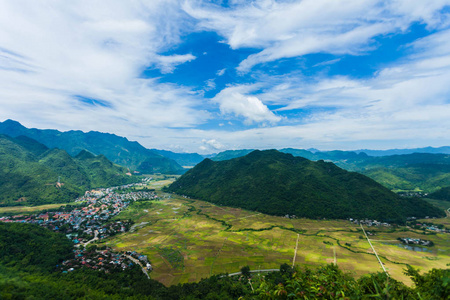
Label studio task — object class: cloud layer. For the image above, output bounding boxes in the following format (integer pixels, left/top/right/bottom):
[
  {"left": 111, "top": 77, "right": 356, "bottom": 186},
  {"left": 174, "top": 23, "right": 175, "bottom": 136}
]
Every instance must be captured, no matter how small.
[
  {"left": 185, "top": 0, "right": 450, "bottom": 72},
  {"left": 0, "top": 0, "right": 450, "bottom": 153}
]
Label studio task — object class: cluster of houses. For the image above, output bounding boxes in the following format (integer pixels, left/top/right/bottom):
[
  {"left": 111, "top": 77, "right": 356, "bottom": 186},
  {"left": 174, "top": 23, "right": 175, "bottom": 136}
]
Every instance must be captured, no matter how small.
[
  {"left": 60, "top": 248, "right": 134, "bottom": 273},
  {"left": 349, "top": 218, "right": 391, "bottom": 227},
  {"left": 283, "top": 214, "right": 297, "bottom": 219},
  {"left": 412, "top": 222, "right": 449, "bottom": 233},
  {"left": 397, "top": 191, "right": 428, "bottom": 198},
  {"left": 1, "top": 182, "right": 158, "bottom": 275},
  {"left": 0, "top": 187, "right": 157, "bottom": 244},
  {"left": 126, "top": 251, "right": 153, "bottom": 271},
  {"left": 397, "top": 237, "right": 434, "bottom": 247},
  {"left": 59, "top": 247, "right": 151, "bottom": 273}
]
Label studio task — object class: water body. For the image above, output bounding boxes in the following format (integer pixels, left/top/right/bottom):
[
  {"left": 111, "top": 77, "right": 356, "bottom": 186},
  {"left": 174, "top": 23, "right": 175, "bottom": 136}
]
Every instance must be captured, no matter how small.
[{"left": 382, "top": 242, "right": 432, "bottom": 253}]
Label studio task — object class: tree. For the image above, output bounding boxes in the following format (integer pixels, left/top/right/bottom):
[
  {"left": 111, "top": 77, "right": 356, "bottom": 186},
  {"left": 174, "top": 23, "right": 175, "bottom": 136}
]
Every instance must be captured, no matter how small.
[{"left": 240, "top": 265, "right": 250, "bottom": 278}]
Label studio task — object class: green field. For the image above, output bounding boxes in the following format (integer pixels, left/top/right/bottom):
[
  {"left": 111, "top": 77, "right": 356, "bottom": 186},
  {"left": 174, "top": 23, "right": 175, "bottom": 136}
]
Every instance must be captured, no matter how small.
[
  {"left": 0, "top": 202, "right": 78, "bottom": 215},
  {"left": 102, "top": 180, "right": 450, "bottom": 287}
]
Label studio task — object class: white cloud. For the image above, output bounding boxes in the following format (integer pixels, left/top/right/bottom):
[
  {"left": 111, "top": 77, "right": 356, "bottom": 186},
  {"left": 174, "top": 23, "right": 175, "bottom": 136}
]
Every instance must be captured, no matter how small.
[
  {"left": 155, "top": 53, "right": 196, "bottom": 73},
  {"left": 184, "top": 0, "right": 450, "bottom": 72},
  {"left": 186, "top": 25, "right": 450, "bottom": 152},
  {"left": 213, "top": 85, "right": 281, "bottom": 125},
  {"left": 0, "top": 0, "right": 208, "bottom": 134},
  {"left": 204, "top": 78, "right": 216, "bottom": 90},
  {"left": 216, "top": 68, "right": 226, "bottom": 76},
  {"left": 1, "top": 0, "right": 450, "bottom": 154},
  {"left": 202, "top": 138, "right": 224, "bottom": 150}
]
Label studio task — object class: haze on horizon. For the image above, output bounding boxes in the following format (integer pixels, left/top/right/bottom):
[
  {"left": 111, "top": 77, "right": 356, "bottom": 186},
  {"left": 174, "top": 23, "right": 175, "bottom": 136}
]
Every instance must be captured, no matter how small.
[{"left": 1, "top": 0, "right": 450, "bottom": 154}]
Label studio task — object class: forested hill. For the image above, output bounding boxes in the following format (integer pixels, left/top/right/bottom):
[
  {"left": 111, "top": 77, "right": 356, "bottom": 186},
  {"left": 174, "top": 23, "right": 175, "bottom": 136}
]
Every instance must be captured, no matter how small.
[
  {"left": 211, "top": 149, "right": 450, "bottom": 193},
  {"left": 429, "top": 186, "right": 450, "bottom": 201},
  {"left": 0, "top": 119, "right": 185, "bottom": 174},
  {"left": 0, "top": 135, "right": 138, "bottom": 206},
  {"left": 168, "top": 150, "right": 444, "bottom": 222}
]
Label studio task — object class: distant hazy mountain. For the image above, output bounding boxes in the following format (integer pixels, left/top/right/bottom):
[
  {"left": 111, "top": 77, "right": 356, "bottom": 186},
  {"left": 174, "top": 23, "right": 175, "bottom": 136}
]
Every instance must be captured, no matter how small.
[
  {"left": 0, "top": 119, "right": 184, "bottom": 174},
  {"left": 212, "top": 148, "right": 370, "bottom": 162},
  {"left": 168, "top": 150, "right": 444, "bottom": 222},
  {"left": 354, "top": 146, "right": 450, "bottom": 156},
  {"left": 0, "top": 134, "right": 138, "bottom": 206},
  {"left": 211, "top": 149, "right": 255, "bottom": 161},
  {"left": 151, "top": 149, "right": 205, "bottom": 167}
]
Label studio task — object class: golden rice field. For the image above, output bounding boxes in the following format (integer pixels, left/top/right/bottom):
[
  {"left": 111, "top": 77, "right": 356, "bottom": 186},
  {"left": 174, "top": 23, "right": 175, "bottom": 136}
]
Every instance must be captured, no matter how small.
[{"left": 101, "top": 180, "right": 450, "bottom": 287}]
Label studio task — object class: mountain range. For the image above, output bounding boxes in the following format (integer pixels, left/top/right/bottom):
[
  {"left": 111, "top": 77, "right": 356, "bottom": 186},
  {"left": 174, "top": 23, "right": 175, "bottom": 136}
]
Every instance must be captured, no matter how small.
[
  {"left": 0, "top": 120, "right": 192, "bottom": 174},
  {"left": 168, "top": 150, "right": 444, "bottom": 222},
  {"left": 1, "top": 120, "right": 450, "bottom": 194},
  {"left": 0, "top": 134, "right": 137, "bottom": 206}
]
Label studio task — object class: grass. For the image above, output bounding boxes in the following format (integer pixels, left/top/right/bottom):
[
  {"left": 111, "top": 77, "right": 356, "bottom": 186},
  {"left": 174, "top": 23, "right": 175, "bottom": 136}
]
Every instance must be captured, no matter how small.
[
  {"left": 418, "top": 198, "right": 450, "bottom": 226},
  {"left": 100, "top": 178, "right": 450, "bottom": 287},
  {"left": 422, "top": 198, "right": 450, "bottom": 212},
  {"left": 0, "top": 202, "right": 78, "bottom": 215}
]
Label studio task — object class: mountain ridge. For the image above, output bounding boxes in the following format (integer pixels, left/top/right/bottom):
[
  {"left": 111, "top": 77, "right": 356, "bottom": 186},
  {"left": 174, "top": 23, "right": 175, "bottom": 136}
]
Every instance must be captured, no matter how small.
[
  {"left": 0, "top": 119, "right": 185, "bottom": 174},
  {"left": 0, "top": 134, "right": 138, "bottom": 206},
  {"left": 168, "top": 150, "right": 444, "bottom": 222}
]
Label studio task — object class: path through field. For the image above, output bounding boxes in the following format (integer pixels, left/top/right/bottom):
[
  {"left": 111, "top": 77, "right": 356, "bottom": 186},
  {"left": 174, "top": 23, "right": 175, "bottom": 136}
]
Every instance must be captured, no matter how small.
[
  {"left": 292, "top": 233, "right": 299, "bottom": 267},
  {"left": 360, "top": 224, "right": 389, "bottom": 276}
]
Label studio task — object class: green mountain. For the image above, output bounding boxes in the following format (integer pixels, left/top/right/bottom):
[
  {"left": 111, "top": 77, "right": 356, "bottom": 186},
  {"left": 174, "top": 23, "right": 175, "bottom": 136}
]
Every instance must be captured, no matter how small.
[
  {"left": 168, "top": 150, "right": 444, "bottom": 222},
  {"left": 0, "top": 135, "right": 138, "bottom": 206},
  {"left": 0, "top": 119, "right": 184, "bottom": 174},
  {"left": 428, "top": 186, "right": 450, "bottom": 201},
  {"left": 347, "top": 153, "right": 450, "bottom": 192},
  {"left": 212, "top": 149, "right": 450, "bottom": 193}
]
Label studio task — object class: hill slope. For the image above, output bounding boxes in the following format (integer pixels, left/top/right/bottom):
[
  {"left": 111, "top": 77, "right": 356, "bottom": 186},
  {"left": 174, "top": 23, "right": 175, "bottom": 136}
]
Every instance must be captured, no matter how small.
[
  {"left": 212, "top": 149, "right": 450, "bottom": 193},
  {"left": 168, "top": 150, "right": 444, "bottom": 222},
  {"left": 0, "top": 135, "right": 137, "bottom": 206},
  {"left": 0, "top": 119, "right": 184, "bottom": 174},
  {"left": 428, "top": 186, "right": 450, "bottom": 201}
]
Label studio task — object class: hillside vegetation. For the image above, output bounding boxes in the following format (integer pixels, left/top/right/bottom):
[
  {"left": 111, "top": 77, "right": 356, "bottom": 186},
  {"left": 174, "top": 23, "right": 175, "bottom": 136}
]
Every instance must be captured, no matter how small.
[
  {"left": 168, "top": 150, "right": 444, "bottom": 222},
  {"left": 212, "top": 149, "right": 450, "bottom": 193},
  {"left": 429, "top": 186, "right": 450, "bottom": 201},
  {"left": 0, "top": 119, "right": 185, "bottom": 174},
  {"left": 0, "top": 135, "right": 138, "bottom": 206}
]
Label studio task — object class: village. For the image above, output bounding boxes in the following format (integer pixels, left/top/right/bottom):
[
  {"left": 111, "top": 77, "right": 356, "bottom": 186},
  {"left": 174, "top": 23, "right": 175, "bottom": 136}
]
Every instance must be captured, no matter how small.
[
  {"left": 397, "top": 237, "right": 434, "bottom": 247},
  {"left": 0, "top": 181, "right": 156, "bottom": 274},
  {"left": 349, "top": 218, "right": 392, "bottom": 227}
]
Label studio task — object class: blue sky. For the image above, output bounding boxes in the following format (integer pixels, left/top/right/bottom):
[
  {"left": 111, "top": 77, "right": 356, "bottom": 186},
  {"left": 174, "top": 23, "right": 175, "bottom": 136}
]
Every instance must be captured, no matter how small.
[{"left": 1, "top": 1, "right": 450, "bottom": 153}]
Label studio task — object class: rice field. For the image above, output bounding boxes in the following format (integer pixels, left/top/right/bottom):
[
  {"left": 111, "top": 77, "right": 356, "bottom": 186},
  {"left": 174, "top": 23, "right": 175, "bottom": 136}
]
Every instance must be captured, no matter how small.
[
  {"left": 0, "top": 202, "right": 77, "bottom": 215},
  {"left": 101, "top": 180, "right": 450, "bottom": 286}
]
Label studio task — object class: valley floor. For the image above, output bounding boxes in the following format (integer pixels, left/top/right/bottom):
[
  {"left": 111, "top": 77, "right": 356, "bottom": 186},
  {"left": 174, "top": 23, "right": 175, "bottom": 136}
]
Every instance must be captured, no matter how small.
[{"left": 102, "top": 180, "right": 450, "bottom": 286}]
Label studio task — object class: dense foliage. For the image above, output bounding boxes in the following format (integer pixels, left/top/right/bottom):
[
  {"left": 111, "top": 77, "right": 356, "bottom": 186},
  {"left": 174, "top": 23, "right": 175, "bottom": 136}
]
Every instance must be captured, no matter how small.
[
  {"left": 0, "top": 222, "right": 73, "bottom": 272},
  {"left": 168, "top": 150, "right": 444, "bottom": 222},
  {"left": 429, "top": 186, "right": 450, "bottom": 201},
  {"left": 0, "top": 119, "right": 185, "bottom": 174},
  {"left": 0, "top": 135, "right": 138, "bottom": 205}
]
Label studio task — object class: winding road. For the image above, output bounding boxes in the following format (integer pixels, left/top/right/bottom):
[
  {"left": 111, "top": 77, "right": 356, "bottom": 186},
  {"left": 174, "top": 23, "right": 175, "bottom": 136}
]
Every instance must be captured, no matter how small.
[{"left": 125, "top": 254, "right": 150, "bottom": 279}]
